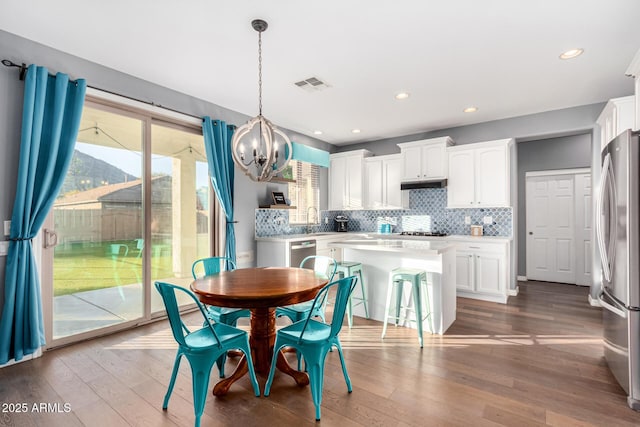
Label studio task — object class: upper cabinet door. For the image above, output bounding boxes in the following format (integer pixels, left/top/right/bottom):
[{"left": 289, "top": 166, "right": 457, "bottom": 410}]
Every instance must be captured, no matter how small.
[
  {"left": 364, "top": 154, "right": 407, "bottom": 210},
  {"left": 447, "top": 139, "right": 512, "bottom": 208},
  {"left": 346, "top": 155, "right": 364, "bottom": 209},
  {"left": 475, "top": 145, "right": 508, "bottom": 207},
  {"left": 398, "top": 137, "right": 454, "bottom": 182},
  {"left": 329, "top": 156, "right": 346, "bottom": 210},
  {"left": 422, "top": 143, "right": 447, "bottom": 179},
  {"left": 401, "top": 145, "right": 423, "bottom": 181},
  {"left": 447, "top": 150, "right": 475, "bottom": 207},
  {"left": 384, "top": 155, "right": 405, "bottom": 208},
  {"left": 364, "top": 158, "right": 384, "bottom": 209},
  {"left": 329, "top": 150, "right": 372, "bottom": 210}
]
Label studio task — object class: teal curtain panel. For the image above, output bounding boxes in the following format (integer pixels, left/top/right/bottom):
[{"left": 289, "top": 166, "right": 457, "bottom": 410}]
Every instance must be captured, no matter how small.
[
  {"left": 0, "top": 65, "right": 86, "bottom": 363},
  {"left": 202, "top": 117, "right": 237, "bottom": 263}
]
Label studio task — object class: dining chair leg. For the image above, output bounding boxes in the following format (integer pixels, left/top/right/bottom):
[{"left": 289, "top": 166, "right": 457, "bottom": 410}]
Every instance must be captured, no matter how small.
[
  {"left": 186, "top": 353, "right": 216, "bottom": 427},
  {"left": 238, "top": 340, "right": 261, "bottom": 397},
  {"left": 163, "top": 350, "right": 184, "bottom": 410},
  {"left": 263, "top": 343, "right": 282, "bottom": 396},
  {"left": 306, "top": 360, "right": 326, "bottom": 421},
  {"left": 334, "top": 342, "right": 353, "bottom": 392}
]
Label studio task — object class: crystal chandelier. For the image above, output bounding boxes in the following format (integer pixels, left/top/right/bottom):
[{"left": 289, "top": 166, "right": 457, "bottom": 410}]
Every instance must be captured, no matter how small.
[{"left": 231, "top": 19, "right": 292, "bottom": 182}]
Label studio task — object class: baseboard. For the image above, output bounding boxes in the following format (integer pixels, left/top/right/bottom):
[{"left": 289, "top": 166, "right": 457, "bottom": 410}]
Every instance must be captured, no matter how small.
[
  {"left": 456, "top": 291, "right": 508, "bottom": 304},
  {"left": 508, "top": 286, "right": 519, "bottom": 297},
  {"left": 0, "top": 348, "right": 42, "bottom": 369},
  {"left": 588, "top": 294, "right": 601, "bottom": 307},
  {"left": 517, "top": 275, "right": 528, "bottom": 281}
]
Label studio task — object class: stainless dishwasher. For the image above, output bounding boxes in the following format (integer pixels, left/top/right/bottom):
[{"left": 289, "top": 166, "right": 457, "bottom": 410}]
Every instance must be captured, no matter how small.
[{"left": 289, "top": 239, "right": 316, "bottom": 268}]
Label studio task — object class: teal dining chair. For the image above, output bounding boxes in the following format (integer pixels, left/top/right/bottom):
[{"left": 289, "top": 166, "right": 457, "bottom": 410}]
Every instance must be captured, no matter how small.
[
  {"left": 192, "top": 257, "right": 251, "bottom": 377},
  {"left": 276, "top": 255, "right": 338, "bottom": 370},
  {"left": 264, "top": 275, "right": 357, "bottom": 421},
  {"left": 155, "top": 281, "right": 260, "bottom": 427},
  {"left": 276, "top": 255, "right": 337, "bottom": 324}
]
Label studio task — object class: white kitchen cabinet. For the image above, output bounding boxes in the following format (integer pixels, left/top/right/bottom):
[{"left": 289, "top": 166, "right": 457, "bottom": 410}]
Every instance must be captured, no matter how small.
[
  {"left": 397, "top": 137, "right": 454, "bottom": 182},
  {"left": 596, "top": 96, "right": 635, "bottom": 150},
  {"left": 447, "top": 139, "right": 513, "bottom": 208},
  {"left": 329, "top": 150, "right": 372, "bottom": 210},
  {"left": 364, "top": 154, "right": 408, "bottom": 210},
  {"left": 454, "top": 241, "right": 508, "bottom": 303},
  {"left": 316, "top": 237, "right": 344, "bottom": 262}
]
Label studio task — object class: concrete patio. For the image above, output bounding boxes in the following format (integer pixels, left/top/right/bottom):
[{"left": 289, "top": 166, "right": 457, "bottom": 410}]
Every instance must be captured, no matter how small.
[{"left": 53, "top": 277, "right": 192, "bottom": 338}]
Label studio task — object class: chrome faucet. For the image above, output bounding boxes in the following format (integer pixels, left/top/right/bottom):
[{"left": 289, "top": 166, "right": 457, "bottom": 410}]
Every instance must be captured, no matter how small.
[{"left": 306, "top": 206, "right": 318, "bottom": 234}]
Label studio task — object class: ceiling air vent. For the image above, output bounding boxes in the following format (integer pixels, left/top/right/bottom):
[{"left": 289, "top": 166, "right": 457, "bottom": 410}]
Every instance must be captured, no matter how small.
[{"left": 294, "top": 76, "right": 330, "bottom": 92}]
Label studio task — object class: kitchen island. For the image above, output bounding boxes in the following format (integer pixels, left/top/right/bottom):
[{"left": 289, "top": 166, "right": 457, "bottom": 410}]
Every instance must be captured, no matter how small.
[{"left": 329, "top": 238, "right": 456, "bottom": 334}]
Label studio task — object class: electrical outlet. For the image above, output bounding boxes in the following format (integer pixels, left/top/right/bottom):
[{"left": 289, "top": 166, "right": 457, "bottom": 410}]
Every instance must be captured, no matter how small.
[
  {"left": 3, "top": 220, "right": 10, "bottom": 236},
  {"left": 483, "top": 216, "right": 493, "bottom": 225},
  {"left": 464, "top": 216, "right": 471, "bottom": 225},
  {"left": 324, "top": 217, "right": 329, "bottom": 224}
]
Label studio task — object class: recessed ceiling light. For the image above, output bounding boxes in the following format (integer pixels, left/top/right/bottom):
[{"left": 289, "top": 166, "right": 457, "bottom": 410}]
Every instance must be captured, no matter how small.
[
  {"left": 395, "top": 92, "right": 410, "bottom": 100},
  {"left": 351, "top": 129, "right": 361, "bottom": 134},
  {"left": 559, "top": 48, "right": 584, "bottom": 60},
  {"left": 463, "top": 106, "right": 478, "bottom": 113},
  {"left": 313, "top": 130, "right": 323, "bottom": 135}
]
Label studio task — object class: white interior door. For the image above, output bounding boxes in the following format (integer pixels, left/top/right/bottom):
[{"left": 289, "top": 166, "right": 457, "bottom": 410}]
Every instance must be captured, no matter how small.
[
  {"left": 526, "top": 174, "right": 576, "bottom": 283},
  {"left": 575, "top": 173, "right": 593, "bottom": 286}
]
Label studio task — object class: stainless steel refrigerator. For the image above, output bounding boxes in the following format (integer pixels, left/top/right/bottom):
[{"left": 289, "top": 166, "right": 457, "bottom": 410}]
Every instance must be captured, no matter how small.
[{"left": 597, "top": 129, "right": 640, "bottom": 410}]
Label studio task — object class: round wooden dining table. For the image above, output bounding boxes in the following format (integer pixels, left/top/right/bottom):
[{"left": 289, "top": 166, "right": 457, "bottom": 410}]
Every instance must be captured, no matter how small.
[{"left": 190, "top": 266, "right": 329, "bottom": 396}]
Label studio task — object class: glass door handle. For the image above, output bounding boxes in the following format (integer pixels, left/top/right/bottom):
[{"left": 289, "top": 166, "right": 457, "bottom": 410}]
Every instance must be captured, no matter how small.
[{"left": 43, "top": 228, "right": 58, "bottom": 249}]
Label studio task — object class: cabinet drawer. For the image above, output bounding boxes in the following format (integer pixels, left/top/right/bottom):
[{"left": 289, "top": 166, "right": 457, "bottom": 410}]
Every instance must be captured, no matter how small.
[{"left": 456, "top": 242, "right": 505, "bottom": 253}]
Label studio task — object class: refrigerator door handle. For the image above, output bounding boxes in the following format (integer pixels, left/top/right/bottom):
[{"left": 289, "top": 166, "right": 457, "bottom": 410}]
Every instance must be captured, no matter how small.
[
  {"left": 599, "top": 289, "right": 628, "bottom": 318},
  {"left": 596, "top": 153, "right": 612, "bottom": 282}
]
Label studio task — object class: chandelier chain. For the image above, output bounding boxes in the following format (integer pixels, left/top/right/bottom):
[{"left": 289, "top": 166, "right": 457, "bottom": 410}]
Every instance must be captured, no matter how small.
[{"left": 258, "top": 30, "right": 263, "bottom": 116}]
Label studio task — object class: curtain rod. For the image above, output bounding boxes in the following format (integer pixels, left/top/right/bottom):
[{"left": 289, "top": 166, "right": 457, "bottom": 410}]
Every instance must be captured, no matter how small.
[{"left": 2, "top": 58, "right": 204, "bottom": 122}]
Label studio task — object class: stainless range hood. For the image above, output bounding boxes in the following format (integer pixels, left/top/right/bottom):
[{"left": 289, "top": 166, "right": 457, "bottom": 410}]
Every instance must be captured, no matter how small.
[{"left": 400, "top": 179, "right": 447, "bottom": 190}]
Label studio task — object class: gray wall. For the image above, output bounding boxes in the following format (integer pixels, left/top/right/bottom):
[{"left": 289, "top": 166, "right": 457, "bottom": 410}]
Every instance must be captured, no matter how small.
[
  {"left": 516, "top": 133, "right": 592, "bottom": 275},
  {"left": 336, "top": 103, "right": 605, "bottom": 155},
  {"left": 0, "top": 30, "right": 332, "bottom": 305}
]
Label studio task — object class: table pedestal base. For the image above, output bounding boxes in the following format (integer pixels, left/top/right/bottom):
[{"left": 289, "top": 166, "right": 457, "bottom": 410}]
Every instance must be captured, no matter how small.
[{"left": 212, "top": 307, "right": 309, "bottom": 396}]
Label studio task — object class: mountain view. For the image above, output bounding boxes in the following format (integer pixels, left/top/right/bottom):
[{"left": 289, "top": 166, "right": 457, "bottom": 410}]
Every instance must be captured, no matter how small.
[{"left": 59, "top": 149, "right": 138, "bottom": 197}]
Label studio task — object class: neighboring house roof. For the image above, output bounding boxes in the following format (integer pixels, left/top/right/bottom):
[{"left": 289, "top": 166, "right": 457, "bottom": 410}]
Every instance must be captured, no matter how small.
[{"left": 55, "top": 176, "right": 172, "bottom": 207}]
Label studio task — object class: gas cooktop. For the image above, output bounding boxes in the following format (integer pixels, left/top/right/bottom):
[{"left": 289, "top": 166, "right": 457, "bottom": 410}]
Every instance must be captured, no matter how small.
[{"left": 399, "top": 231, "right": 448, "bottom": 237}]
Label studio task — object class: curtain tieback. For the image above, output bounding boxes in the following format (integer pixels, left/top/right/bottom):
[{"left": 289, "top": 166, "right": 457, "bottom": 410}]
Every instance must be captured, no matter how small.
[
  {"left": 9, "top": 237, "right": 33, "bottom": 241},
  {"left": 226, "top": 221, "right": 238, "bottom": 224}
]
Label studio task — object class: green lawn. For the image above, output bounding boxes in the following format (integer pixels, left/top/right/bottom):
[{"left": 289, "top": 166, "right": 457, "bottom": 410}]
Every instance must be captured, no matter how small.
[{"left": 53, "top": 242, "right": 174, "bottom": 296}]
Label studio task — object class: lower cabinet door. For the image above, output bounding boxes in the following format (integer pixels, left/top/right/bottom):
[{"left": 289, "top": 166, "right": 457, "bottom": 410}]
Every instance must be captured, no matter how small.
[
  {"left": 455, "top": 251, "right": 474, "bottom": 291},
  {"left": 475, "top": 253, "right": 504, "bottom": 295}
]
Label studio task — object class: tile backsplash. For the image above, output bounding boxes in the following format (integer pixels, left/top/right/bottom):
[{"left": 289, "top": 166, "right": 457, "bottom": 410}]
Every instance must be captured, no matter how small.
[{"left": 255, "top": 188, "right": 512, "bottom": 237}]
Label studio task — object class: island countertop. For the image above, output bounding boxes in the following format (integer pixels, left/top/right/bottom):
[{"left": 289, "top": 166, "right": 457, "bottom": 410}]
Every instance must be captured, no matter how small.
[{"left": 328, "top": 238, "right": 455, "bottom": 255}]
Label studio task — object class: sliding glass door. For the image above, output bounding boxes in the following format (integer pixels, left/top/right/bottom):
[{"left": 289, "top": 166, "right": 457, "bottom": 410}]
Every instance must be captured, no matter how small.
[
  {"left": 149, "top": 122, "right": 211, "bottom": 314},
  {"left": 42, "top": 99, "right": 212, "bottom": 346}
]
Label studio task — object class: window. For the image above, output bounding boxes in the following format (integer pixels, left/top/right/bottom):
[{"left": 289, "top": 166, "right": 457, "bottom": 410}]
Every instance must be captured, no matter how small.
[{"left": 288, "top": 160, "right": 320, "bottom": 224}]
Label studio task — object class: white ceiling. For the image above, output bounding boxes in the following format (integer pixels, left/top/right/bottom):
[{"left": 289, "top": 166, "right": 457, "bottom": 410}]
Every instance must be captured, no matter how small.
[{"left": 1, "top": 1, "right": 638, "bottom": 146}]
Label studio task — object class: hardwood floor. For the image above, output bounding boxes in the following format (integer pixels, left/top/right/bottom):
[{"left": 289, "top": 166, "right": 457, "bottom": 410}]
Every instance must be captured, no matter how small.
[{"left": 2, "top": 281, "right": 640, "bottom": 426}]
